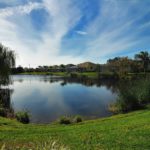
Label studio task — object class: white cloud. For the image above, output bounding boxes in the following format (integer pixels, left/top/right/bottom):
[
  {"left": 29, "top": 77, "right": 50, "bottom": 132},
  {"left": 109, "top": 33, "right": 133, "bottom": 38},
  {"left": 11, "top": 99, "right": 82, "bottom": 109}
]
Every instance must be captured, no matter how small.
[
  {"left": 0, "top": 0, "right": 149, "bottom": 67},
  {"left": 0, "top": 0, "right": 82, "bottom": 67},
  {"left": 76, "top": 31, "right": 87, "bottom": 35},
  {"left": 0, "top": 2, "right": 43, "bottom": 17}
]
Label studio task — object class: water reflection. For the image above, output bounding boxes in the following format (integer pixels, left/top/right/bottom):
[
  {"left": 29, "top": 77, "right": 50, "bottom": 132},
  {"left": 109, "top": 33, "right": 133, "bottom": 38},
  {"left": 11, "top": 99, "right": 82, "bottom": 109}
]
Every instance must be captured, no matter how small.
[
  {"left": 60, "top": 78, "right": 120, "bottom": 94},
  {"left": 9, "top": 75, "right": 118, "bottom": 123}
]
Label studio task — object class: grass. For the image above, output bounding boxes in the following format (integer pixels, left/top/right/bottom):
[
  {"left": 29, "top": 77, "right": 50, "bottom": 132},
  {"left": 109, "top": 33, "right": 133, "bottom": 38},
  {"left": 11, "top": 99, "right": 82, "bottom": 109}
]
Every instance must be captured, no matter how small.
[
  {"left": 19, "top": 72, "right": 51, "bottom": 75},
  {"left": 0, "top": 109, "right": 150, "bottom": 149},
  {"left": 19, "top": 72, "right": 69, "bottom": 77},
  {"left": 77, "top": 72, "right": 98, "bottom": 78},
  {"left": 51, "top": 72, "right": 69, "bottom": 77},
  {"left": 18, "top": 71, "right": 141, "bottom": 78},
  {"left": 19, "top": 72, "right": 98, "bottom": 78},
  {"left": 18, "top": 72, "right": 150, "bottom": 80}
]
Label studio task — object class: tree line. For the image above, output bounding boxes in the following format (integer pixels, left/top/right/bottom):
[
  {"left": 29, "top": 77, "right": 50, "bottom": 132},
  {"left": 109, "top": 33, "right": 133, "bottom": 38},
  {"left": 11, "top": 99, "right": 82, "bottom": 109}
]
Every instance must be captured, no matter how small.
[
  {"left": 11, "top": 52, "right": 150, "bottom": 76},
  {"left": 0, "top": 43, "right": 150, "bottom": 85}
]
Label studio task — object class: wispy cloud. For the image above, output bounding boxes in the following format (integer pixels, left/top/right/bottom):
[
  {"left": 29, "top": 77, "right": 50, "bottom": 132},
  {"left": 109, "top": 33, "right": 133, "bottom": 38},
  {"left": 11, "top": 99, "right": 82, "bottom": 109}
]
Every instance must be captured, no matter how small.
[
  {"left": 0, "top": 0, "right": 82, "bottom": 66},
  {"left": 0, "top": 0, "right": 150, "bottom": 66},
  {"left": 83, "top": 0, "right": 150, "bottom": 61},
  {"left": 0, "top": 2, "right": 43, "bottom": 17}
]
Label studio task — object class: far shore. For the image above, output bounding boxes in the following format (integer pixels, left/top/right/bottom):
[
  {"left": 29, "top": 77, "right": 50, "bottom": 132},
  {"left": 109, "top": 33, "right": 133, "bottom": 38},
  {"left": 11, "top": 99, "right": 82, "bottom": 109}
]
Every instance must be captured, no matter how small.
[{"left": 13, "top": 71, "right": 150, "bottom": 80}]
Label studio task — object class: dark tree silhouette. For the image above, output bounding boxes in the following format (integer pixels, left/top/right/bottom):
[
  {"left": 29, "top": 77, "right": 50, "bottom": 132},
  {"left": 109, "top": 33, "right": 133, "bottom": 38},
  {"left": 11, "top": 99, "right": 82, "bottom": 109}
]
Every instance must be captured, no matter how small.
[
  {"left": 135, "top": 51, "right": 150, "bottom": 73},
  {"left": 0, "top": 43, "right": 15, "bottom": 85}
]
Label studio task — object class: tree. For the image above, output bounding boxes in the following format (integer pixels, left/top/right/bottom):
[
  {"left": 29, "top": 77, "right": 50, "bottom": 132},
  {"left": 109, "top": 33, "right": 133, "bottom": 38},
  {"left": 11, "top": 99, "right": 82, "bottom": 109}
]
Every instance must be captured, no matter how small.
[
  {"left": 11, "top": 66, "right": 24, "bottom": 74},
  {"left": 135, "top": 51, "right": 150, "bottom": 73},
  {"left": 60, "top": 64, "right": 65, "bottom": 71},
  {"left": 117, "top": 57, "right": 132, "bottom": 78},
  {"left": 107, "top": 57, "right": 132, "bottom": 78},
  {"left": 130, "top": 60, "right": 143, "bottom": 73},
  {"left": 0, "top": 44, "right": 15, "bottom": 85}
]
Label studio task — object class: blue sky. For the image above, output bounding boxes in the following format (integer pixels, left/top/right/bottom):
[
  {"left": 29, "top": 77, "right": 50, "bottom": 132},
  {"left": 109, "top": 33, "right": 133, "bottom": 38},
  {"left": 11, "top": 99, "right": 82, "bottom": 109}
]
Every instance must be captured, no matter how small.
[{"left": 0, "top": 0, "right": 150, "bottom": 67}]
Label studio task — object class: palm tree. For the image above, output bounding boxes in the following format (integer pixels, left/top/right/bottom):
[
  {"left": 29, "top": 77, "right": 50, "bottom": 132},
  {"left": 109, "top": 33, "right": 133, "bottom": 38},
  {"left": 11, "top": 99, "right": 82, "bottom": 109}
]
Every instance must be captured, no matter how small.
[
  {"left": 0, "top": 43, "right": 15, "bottom": 85},
  {"left": 135, "top": 51, "right": 150, "bottom": 73}
]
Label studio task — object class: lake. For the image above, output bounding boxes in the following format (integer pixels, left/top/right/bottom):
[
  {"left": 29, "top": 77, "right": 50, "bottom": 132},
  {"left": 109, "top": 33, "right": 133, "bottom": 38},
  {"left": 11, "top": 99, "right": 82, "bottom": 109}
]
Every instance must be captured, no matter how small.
[{"left": 6, "top": 75, "right": 118, "bottom": 123}]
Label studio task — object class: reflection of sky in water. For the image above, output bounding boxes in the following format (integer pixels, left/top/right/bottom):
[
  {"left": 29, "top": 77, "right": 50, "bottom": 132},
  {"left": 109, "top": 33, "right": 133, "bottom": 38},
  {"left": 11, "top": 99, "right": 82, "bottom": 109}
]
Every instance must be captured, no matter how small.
[{"left": 10, "top": 75, "right": 117, "bottom": 123}]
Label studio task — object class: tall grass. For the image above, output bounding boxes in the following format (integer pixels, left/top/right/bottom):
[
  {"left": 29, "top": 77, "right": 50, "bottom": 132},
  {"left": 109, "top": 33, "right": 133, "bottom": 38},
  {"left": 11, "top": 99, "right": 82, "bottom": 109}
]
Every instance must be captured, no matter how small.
[
  {"left": 109, "top": 78, "right": 150, "bottom": 113},
  {"left": 0, "top": 140, "right": 69, "bottom": 150}
]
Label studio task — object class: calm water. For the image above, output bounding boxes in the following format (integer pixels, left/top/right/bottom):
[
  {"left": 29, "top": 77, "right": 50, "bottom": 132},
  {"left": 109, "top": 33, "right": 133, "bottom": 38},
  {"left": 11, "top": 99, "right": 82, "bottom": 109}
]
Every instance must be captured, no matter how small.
[{"left": 8, "top": 75, "right": 118, "bottom": 123}]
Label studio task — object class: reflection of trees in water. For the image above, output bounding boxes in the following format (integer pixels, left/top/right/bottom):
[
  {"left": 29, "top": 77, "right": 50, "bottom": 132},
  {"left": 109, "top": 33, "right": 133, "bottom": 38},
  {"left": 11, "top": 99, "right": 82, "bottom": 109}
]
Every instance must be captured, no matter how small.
[
  {"left": 18, "top": 79, "right": 23, "bottom": 83},
  {"left": 39, "top": 76, "right": 140, "bottom": 95},
  {"left": 46, "top": 77, "right": 120, "bottom": 94},
  {"left": 59, "top": 78, "right": 120, "bottom": 94},
  {"left": 61, "top": 81, "right": 67, "bottom": 86},
  {"left": 0, "top": 88, "right": 14, "bottom": 117}
]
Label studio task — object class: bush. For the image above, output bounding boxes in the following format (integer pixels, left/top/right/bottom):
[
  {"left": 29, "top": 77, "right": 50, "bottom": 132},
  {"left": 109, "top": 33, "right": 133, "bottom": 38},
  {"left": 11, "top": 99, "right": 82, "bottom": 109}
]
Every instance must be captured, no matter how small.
[
  {"left": 59, "top": 115, "right": 83, "bottom": 125},
  {"left": 15, "top": 111, "right": 30, "bottom": 124},
  {"left": 59, "top": 116, "right": 71, "bottom": 125},
  {"left": 70, "top": 73, "right": 78, "bottom": 78},
  {"left": 108, "top": 103, "right": 120, "bottom": 114},
  {"left": 73, "top": 115, "right": 83, "bottom": 123},
  {"left": 80, "top": 74, "right": 87, "bottom": 80}
]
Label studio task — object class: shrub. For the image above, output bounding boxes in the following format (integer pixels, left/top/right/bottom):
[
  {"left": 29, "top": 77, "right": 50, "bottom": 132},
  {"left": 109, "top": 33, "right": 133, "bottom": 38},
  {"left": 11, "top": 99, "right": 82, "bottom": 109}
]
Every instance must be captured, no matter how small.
[
  {"left": 108, "top": 103, "right": 120, "bottom": 114},
  {"left": 73, "top": 115, "right": 83, "bottom": 123},
  {"left": 80, "top": 74, "right": 87, "bottom": 80},
  {"left": 59, "top": 116, "right": 71, "bottom": 125},
  {"left": 59, "top": 115, "right": 83, "bottom": 125},
  {"left": 70, "top": 73, "right": 78, "bottom": 78},
  {"left": 15, "top": 111, "right": 30, "bottom": 124}
]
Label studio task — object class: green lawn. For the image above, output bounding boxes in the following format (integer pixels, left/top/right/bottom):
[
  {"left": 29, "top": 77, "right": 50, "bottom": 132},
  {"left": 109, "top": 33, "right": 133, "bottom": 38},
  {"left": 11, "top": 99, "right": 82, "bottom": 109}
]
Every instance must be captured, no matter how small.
[
  {"left": 0, "top": 109, "right": 150, "bottom": 149},
  {"left": 19, "top": 72, "right": 51, "bottom": 75},
  {"left": 19, "top": 72, "right": 98, "bottom": 78},
  {"left": 19, "top": 72, "right": 69, "bottom": 77},
  {"left": 77, "top": 72, "right": 98, "bottom": 78},
  {"left": 18, "top": 72, "right": 150, "bottom": 80},
  {"left": 51, "top": 72, "right": 69, "bottom": 77}
]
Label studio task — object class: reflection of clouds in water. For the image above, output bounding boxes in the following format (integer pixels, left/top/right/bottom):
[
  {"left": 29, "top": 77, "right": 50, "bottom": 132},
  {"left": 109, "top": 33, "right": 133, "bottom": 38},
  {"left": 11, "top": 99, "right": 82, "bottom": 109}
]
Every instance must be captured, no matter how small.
[
  {"left": 87, "top": 86, "right": 117, "bottom": 103},
  {"left": 34, "top": 83, "right": 72, "bottom": 121},
  {"left": 11, "top": 79, "right": 72, "bottom": 123},
  {"left": 11, "top": 75, "right": 63, "bottom": 83},
  {"left": 10, "top": 75, "right": 117, "bottom": 123},
  {"left": 61, "top": 84, "right": 116, "bottom": 117}
]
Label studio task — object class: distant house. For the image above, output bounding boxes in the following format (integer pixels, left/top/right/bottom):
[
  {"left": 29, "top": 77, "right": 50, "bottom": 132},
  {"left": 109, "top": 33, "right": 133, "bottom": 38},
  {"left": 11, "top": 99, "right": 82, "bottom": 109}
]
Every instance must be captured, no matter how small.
[
  {"left": 66, "top": 64, "right": 78, "bottom": 72},
  {"left": 77, "top": 62, "right": 97, "bottom": 72}
]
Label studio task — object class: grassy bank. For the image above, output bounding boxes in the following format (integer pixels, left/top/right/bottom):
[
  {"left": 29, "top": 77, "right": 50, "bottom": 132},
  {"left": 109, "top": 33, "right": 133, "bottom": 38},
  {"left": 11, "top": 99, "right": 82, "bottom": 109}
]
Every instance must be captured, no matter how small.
[
  {"left": 18, "top": 72, "right": 109, "bottom": 78},
  {"left": 17, "top": 72, "right": 150, "bottom": 80},
  {"left": 19, "top": 72, "right": 69, "bottom": 77},
  {"left": 17, "top": 72, "right": 98, "bottom": 78},
  {"left": 0, "top": 109, "right": 150, "bottom": 149}
]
